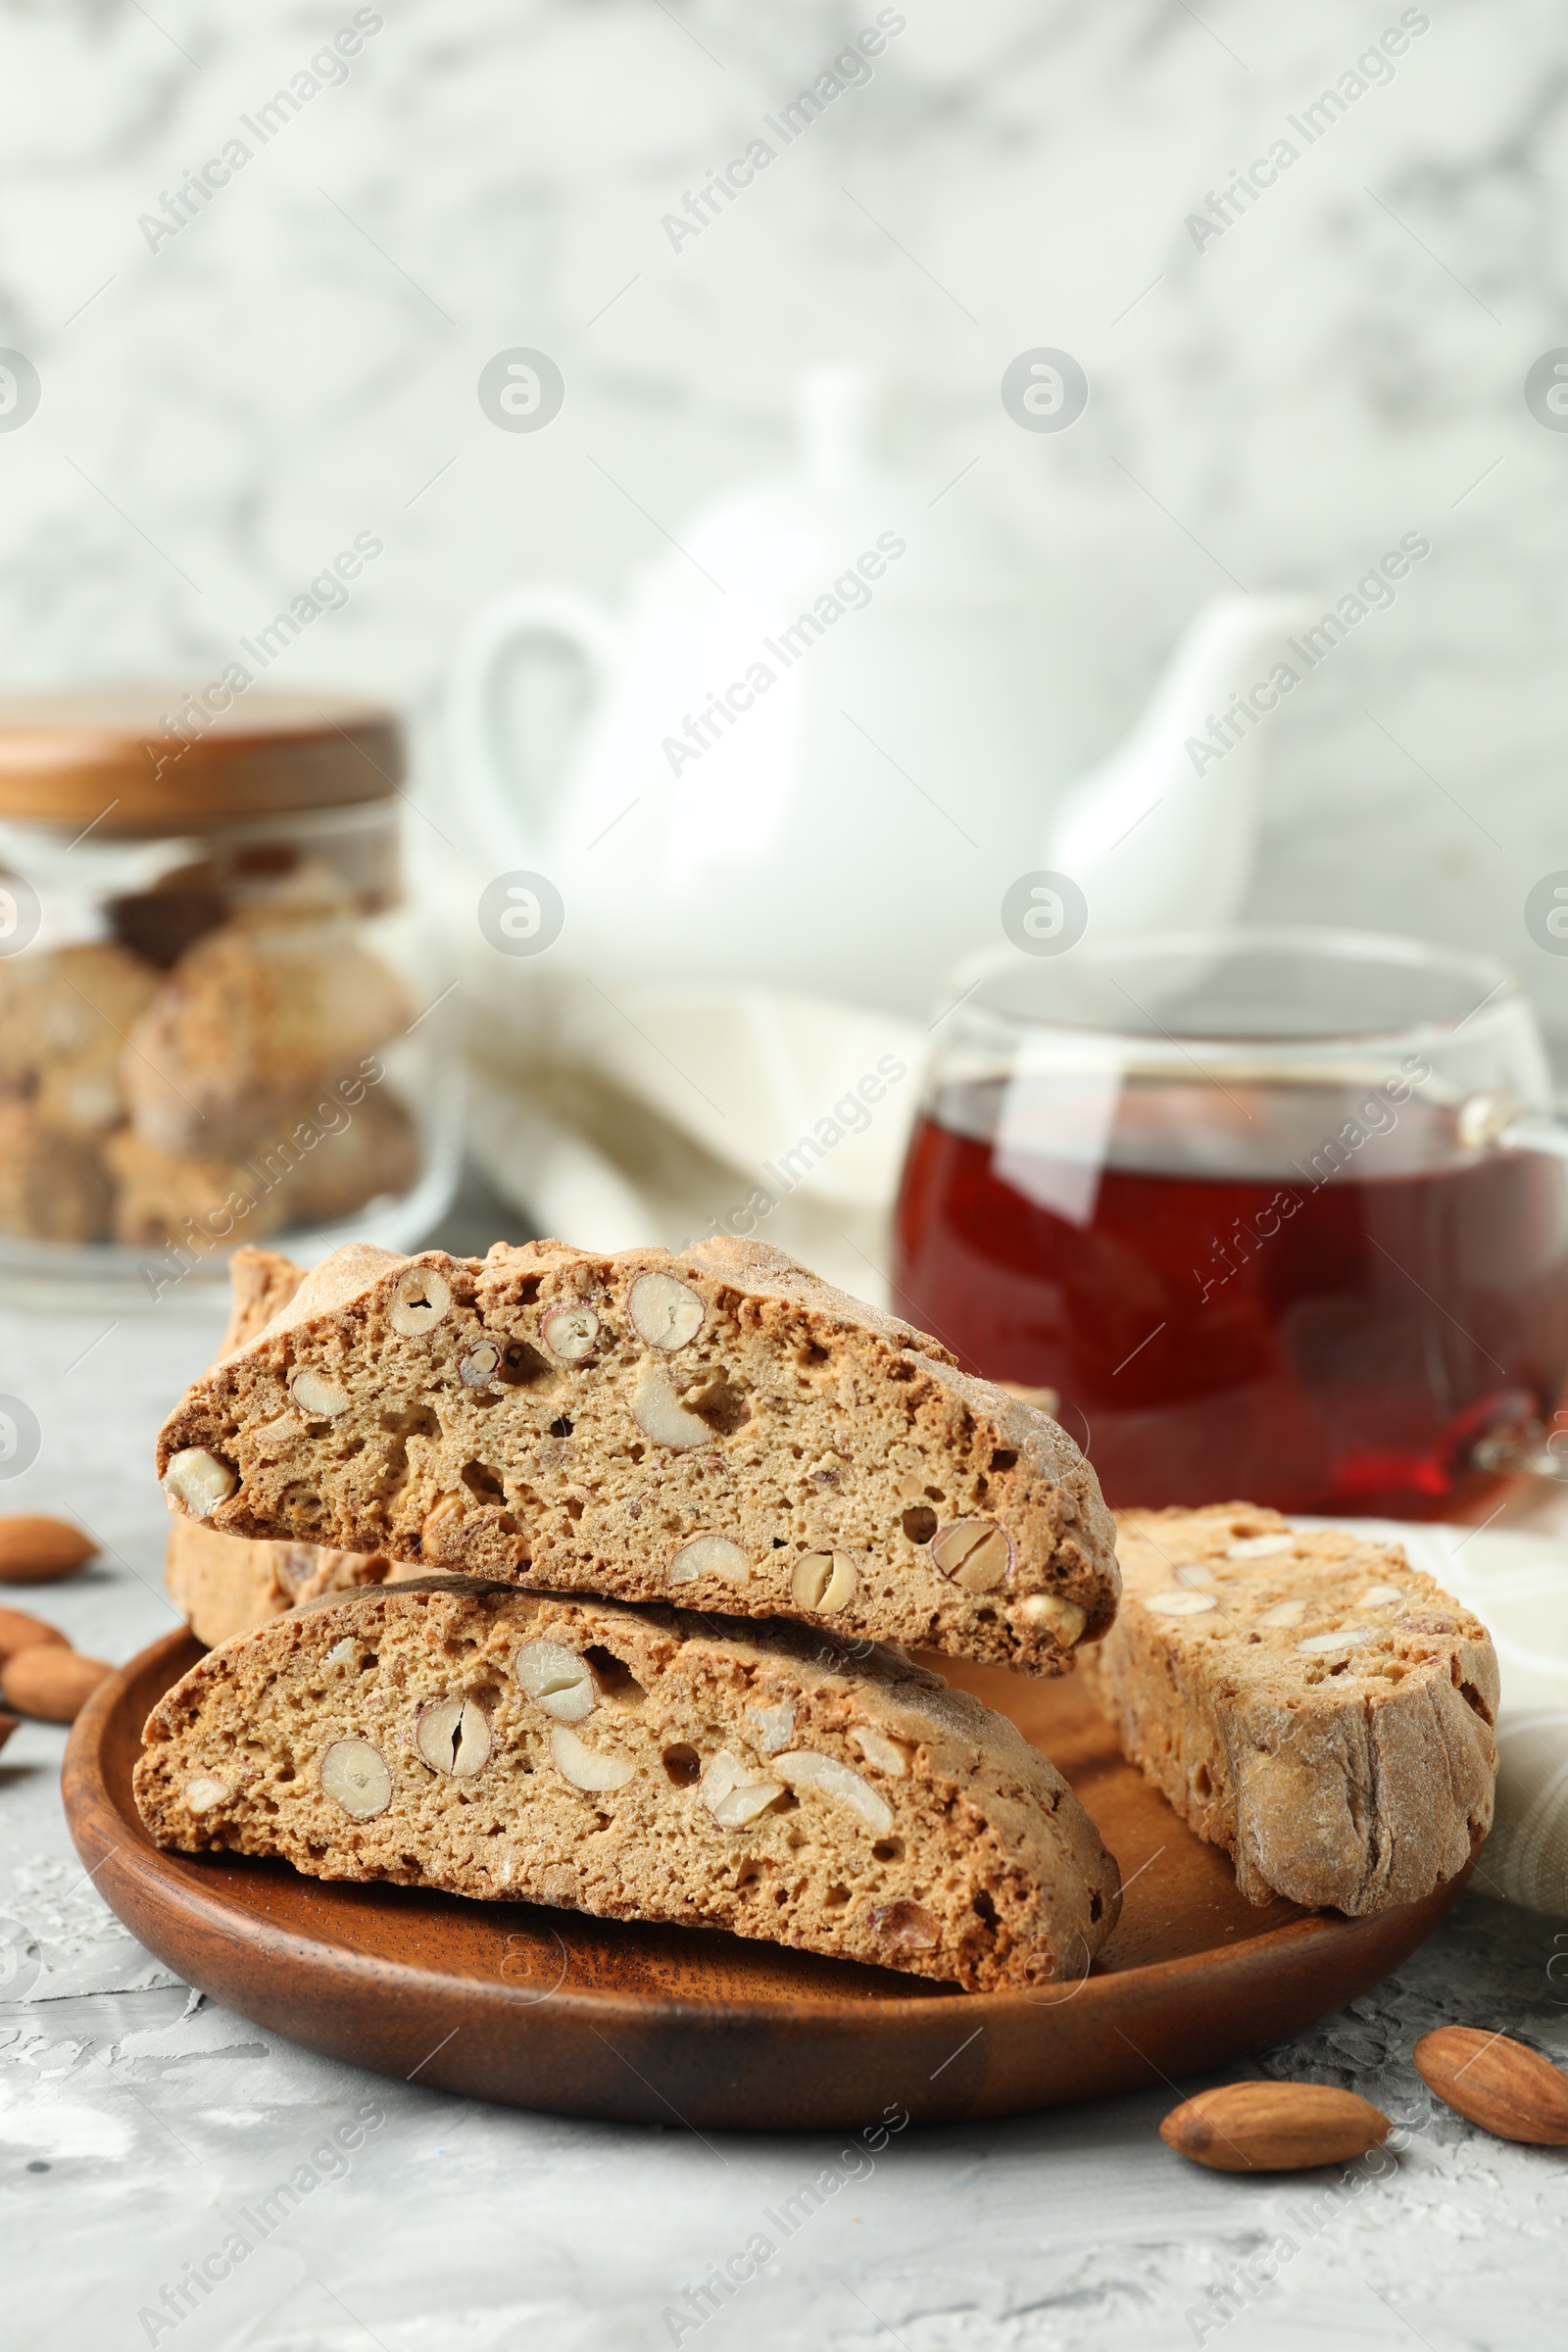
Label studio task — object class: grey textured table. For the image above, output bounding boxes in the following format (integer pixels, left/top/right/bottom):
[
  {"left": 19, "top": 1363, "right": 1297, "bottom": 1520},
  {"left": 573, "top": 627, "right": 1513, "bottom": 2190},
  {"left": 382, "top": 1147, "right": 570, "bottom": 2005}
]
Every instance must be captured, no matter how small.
[{"left": 3, "top": 1275, "right": 1565, "bottom": 2352}]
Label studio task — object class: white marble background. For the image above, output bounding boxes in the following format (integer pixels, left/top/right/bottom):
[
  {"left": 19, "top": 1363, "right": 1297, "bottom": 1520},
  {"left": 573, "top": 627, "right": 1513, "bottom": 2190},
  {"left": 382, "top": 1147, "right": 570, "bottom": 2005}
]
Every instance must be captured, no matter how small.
[{"left": 3, "top": 0, "right": 1568, "bottom": 1025}]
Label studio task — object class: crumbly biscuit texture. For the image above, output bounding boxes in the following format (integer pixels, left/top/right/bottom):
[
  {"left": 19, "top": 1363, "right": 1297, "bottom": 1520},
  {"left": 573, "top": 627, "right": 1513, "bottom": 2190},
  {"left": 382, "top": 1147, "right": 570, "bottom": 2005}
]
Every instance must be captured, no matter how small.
[
  {"left": 133, "top": 1578, "right": 1121, "bottom": 1989},
  {"left": 168, "top": 1248, "right": 392, "bottom": 1646},
  {"left": 154, "top": 1237, "right": 1119, "bottom": 1673},
  {"left": 1080, "top": 1504, "right": 1497, "bottom": 1915}
]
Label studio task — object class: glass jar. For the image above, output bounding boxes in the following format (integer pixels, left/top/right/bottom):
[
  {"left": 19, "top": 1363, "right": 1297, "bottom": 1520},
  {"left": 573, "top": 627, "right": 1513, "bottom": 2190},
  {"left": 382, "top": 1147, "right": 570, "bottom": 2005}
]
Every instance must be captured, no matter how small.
[{"left": 0, "top": 688, "right": 459, "bottom": 1308}]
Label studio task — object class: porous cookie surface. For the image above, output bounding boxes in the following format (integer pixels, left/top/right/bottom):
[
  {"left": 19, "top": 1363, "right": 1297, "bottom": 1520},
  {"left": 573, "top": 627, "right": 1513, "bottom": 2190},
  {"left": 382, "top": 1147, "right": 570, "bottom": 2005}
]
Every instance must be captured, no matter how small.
[
  {"left": 133, "top": 1579, "right": 1121, "bottom": 1990},
  {"left": 167, "top": 1248, "right": 392, "bottom": 1646},
  {"left": 155, "top": 1238, "right": 1118, "bottom": 1673},
  {"left": 1080, "top": 1504, "right": 1497, "bottom": 1915}
]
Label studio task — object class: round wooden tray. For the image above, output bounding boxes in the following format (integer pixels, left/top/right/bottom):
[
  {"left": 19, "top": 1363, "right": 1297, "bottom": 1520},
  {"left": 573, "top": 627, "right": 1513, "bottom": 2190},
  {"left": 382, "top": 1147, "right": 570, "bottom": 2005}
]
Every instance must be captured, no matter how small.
[{"left": 64, "top": 1631, "right": 1471, "bottom": 2130}]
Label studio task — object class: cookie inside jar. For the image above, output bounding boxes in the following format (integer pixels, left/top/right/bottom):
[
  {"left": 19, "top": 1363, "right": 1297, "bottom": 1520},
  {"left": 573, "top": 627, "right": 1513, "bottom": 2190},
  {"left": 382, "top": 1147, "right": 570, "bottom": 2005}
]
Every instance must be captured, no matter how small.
[{"left": 0, "top": 686, "right": 457, "bottom": 1303}]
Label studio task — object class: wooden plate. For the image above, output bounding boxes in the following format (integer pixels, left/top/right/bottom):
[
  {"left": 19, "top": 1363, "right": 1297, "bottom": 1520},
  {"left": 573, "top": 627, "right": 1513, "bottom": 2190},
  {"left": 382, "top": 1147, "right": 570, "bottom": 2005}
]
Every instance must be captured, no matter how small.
[{"left": 64, "top": 1631, "right": 1471, "bottom": 2130}]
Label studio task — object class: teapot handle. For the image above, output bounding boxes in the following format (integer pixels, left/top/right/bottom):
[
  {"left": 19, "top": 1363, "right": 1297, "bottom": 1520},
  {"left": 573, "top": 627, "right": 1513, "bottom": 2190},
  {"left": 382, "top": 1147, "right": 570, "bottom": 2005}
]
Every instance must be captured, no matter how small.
[{"left": 448, "top": 586, "right": 619, "bottom": 860}]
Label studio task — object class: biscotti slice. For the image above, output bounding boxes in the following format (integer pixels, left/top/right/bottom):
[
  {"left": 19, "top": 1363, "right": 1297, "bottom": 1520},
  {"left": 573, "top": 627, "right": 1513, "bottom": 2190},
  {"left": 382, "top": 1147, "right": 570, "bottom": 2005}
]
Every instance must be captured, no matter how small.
[
  {"left": 154, "top": 1237, "right": 1117, "bottom": 1674},
  {"left": 219, "top": 1244, "right": 311, "bottom": 1353},
  {"left": 133, "top": 1578, "right": 1121, "bottom": 1991},
  {"left": 1079, "top": 1504, "right": 1497, "bottom": 1916},
  {"left": 166, "top": 1516, "right": 401, "bottom": 1647},
  {"left": 166, "top": 1249, "right": 394, "bottom": 1647}
]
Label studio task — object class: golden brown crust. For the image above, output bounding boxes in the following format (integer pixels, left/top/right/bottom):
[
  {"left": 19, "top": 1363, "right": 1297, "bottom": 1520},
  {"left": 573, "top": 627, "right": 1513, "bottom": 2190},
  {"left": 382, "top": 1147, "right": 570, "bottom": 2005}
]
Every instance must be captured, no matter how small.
[
  {"left": 1080, "top": 1504, "right": 1497, "bottom": 1915},
  {"left": 133, "top": 1578, "right": 1121, "bottom": 1990},
  {"left": 218, "top": 1246, "right": 311, "bottom": 1356},
  {"left": 155, "top": 1239, "right": 1119, "bottom": 1674}
]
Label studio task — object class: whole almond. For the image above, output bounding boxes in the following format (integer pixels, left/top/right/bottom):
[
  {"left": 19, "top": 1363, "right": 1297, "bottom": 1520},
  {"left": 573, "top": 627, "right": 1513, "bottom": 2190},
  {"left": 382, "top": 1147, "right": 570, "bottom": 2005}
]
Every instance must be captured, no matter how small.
[
  {"left": 0, "top": 1606, "right": 70, "bottom": 1663},
  {"left": 1414, "top": 2028, "right": 1568, "bottom": 2144},
  {"left": 1161, "top": 2082, "right": 1392, "bottom": 2173},
  {"left": 0, "top": 1709, "right": 19, "bottom": 1755},
  {"left": 0, "top": 1647, "right": 113, "bottom": 1724},
  {"left": 0, "top": 1515, "right": 97, "bottom": 1585}
]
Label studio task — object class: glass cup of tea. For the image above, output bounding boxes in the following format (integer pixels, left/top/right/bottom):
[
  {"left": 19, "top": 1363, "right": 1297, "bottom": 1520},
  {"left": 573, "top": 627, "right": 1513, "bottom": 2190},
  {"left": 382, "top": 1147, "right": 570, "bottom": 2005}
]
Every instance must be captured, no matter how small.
[{"left": 893, "top": 927, "right": 1568, "bottom": 1520}]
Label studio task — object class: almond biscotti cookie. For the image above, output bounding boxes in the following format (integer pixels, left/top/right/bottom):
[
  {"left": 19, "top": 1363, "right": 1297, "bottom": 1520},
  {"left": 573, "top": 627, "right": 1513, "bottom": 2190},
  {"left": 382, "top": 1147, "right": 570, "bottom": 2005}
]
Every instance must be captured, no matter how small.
[
  {"left": 1079, "top": 1504, "right": 1497, "bottom": 1916},
  {"left": 134, "top": 1578, "right": 1121, "bottom": 1990},
  {"left": 108, "top": 1128, "right": 289, "bottom": 1249},
  {"left": 220, "top": 1245, "right": 312, "bottom": 1352},
  {"left": 0, "top": 1102, "right": 113, "bottom": 1243},
  {"left": 166, "top": 1517, "right": 399, "bottom": 1646},
  {"left": 0, "top": 940, "right": 158, "bottom": 1128},
  {"left": 124, "top": 918, "right": 412, "bottom": 1156},
  {"left": 167, "top": 1249, "right": 392, "bottom": 1646},
  {"left": 155, "top": 1239, "right": 1117, "bottom": 1674}
]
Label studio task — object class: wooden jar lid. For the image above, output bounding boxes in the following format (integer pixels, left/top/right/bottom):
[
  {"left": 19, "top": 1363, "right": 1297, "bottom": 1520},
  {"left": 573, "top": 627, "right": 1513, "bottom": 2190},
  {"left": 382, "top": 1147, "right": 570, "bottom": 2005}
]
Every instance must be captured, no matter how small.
[{"left": 0, "top": 687, "right": 404, "bottom": 832}]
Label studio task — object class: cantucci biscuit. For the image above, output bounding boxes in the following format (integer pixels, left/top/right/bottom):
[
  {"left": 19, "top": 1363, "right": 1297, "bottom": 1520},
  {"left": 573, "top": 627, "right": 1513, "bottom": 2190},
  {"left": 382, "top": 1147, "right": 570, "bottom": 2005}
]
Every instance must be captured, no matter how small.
[
  {"left": 133, "top": 1578, "right": 1122, "bottom": 1991},
  {"left": 123, "top": 919, "right": 413, "bottom": 1157},
  {"left": 165, "top": 1517, "right": 402, "bottom": 1647},
  {"left": 154, "top": 1238, "right": 1118, "bottom": 1674},
  {"left": 1080, "top": 1504, "right": 1497, "bottom": 1915},
  {"left": 166, "top": 1248, "right": 392, "bottom": 1647}
]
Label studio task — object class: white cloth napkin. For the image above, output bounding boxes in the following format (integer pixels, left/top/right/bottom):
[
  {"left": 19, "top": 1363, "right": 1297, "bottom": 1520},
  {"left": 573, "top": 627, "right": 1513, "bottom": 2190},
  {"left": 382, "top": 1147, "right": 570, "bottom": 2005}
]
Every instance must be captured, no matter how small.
[{"left": 464, "top": 958, "right": 924, "bottom": 1305}]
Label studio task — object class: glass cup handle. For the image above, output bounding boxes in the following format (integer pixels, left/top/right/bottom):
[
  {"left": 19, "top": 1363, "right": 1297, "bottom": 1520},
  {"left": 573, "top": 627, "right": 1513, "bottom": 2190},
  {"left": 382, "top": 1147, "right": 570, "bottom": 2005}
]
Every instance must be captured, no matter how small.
[
  {"left": 1460, "top": 1095, "right": 1568, "bottom": 1480},
  {"left": 1456, "top": 1092, "right": 1568, "bottom": 1154}
]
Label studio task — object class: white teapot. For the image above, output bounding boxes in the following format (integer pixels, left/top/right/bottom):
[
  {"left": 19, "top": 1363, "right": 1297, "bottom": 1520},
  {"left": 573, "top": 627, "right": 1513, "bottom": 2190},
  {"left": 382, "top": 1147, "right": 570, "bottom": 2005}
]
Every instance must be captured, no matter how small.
[{"left": 449, "top": 369, "right": 1308, "bottom": 1017}]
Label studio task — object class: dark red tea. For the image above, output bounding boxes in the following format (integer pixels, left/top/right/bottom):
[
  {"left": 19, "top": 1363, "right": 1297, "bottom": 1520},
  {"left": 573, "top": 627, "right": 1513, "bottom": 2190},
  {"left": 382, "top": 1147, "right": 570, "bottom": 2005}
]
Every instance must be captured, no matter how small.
[{"left": 893, "top": 1074, "right": 1568, "bottom": 1517}]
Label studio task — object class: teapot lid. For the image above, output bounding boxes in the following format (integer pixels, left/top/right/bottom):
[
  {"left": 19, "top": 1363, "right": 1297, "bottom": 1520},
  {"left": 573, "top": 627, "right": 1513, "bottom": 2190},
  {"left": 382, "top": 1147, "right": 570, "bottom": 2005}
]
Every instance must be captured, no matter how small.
[
  {"left": 0, "top": 686, "right": 403, "bottom": 833},
  {"left": 650, "top": 367, "right": 1028, "bottom": 608}
]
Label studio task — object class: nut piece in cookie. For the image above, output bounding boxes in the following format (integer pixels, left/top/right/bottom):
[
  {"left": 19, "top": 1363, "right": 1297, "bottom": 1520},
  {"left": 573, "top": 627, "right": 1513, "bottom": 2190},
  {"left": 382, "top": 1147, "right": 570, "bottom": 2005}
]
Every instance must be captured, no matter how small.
[{"left": 132, "top": 1580, "right": 1122, "bottom": 1992}]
